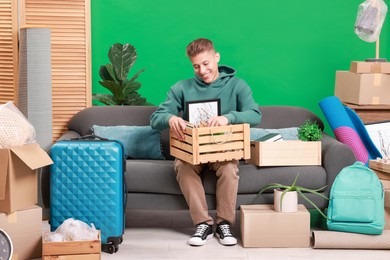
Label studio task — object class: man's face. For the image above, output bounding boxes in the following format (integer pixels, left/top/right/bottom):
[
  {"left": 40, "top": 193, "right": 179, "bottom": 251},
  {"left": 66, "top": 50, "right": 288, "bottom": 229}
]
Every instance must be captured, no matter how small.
[{"left": 189, "top": 50, "right": 220, "bottom": 84}]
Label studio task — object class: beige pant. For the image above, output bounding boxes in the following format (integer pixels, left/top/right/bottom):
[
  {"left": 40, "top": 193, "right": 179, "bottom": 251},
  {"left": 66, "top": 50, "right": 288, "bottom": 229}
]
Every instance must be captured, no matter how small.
[{"left": 174, "top": 159, "right": 239, "bottom": 226}]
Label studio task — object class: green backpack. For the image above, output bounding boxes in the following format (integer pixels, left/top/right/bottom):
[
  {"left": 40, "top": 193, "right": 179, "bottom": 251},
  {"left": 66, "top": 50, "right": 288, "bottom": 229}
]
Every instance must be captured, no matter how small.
[{"left": 327, "top": 161, "right": 385, "bottom": 235}]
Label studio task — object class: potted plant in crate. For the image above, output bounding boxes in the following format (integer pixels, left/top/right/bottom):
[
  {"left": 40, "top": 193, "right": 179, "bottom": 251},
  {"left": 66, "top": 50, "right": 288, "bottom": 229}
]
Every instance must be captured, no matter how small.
[
  {"left": 257, "top": 173, "right": 329, "bottom": 219},
  {"left": 297, "top": 119, "right": 322, "bottom": 141},
  {"left": 93, "top": 43, "right": 152, "bottom": 106}
]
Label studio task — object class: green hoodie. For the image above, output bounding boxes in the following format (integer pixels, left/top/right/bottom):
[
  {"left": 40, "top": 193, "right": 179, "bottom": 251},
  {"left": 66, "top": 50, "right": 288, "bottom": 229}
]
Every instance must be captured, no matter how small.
[{"left": 150, "top": 65, "right": 261, "bottom": 130}]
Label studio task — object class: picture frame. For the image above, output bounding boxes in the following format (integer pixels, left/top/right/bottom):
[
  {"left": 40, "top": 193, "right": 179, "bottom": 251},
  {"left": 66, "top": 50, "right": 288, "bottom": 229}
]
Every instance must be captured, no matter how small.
[
  {"left": 365, "top": 120, "right": 390, "bottom": 157},
  {"left": 186, "top": 98, "right": 221, "bottom": 127}
]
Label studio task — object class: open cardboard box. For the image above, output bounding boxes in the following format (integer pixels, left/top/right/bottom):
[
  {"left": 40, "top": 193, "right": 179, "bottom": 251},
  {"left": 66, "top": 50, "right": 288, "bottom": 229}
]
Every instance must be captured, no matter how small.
[{"left": 0, "top": 143, "right": 53, "bottom": 213}]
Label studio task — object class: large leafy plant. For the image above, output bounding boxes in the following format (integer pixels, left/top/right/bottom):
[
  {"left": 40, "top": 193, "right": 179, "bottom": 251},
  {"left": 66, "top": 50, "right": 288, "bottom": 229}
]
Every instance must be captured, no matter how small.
[
  {"left": 93, "top": 43, "right": 149, "bottom": 105},
  {"left": 257, "top": 173, "right": 329, "bottom": 219}
]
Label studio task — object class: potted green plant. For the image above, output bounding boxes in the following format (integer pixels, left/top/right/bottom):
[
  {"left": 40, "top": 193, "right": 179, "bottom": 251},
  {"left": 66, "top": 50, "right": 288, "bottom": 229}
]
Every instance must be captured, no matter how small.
[
  {"left": 297, "top": 119, "right": 322, "bottom": 141},
  {"left": 257, "top": 173, "right": 329, "bottom": 219},
  {"left": 93, "top": 43, "right": 151, "bottom": 106}
]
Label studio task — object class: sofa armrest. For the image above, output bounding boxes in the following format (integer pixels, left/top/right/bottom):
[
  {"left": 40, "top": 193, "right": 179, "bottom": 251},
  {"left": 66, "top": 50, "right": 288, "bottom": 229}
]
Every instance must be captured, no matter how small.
[
  {"left": 321, "top": 133, "right": 356, "bottom": 196},
  {"left": 57, "top": 130, "right": 81, "bottom": 141}
]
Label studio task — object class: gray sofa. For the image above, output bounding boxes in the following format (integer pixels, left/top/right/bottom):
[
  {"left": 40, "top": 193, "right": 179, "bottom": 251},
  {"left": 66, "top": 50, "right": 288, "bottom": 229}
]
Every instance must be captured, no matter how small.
[{"left": 41, "top": 105, "right": 356, "bottom": 214}]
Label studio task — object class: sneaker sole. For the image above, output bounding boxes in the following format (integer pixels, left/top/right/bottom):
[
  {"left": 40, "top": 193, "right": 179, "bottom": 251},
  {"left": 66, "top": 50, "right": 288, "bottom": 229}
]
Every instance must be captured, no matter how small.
[
  {"left": 216, "top": 233, "right": 237, "bottom": 246},
  {"left": 188, "top": 233, "right": 214, "bottom": 246}
]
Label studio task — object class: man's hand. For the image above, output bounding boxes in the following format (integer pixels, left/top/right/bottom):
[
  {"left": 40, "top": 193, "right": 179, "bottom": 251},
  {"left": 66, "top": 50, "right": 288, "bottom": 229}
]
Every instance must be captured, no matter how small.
[
  {"left": 169, "top": 116, "right": 187, "bottom": 141},
  {"left": 207, "top": 116, "right": 228, "bottom": 127}
]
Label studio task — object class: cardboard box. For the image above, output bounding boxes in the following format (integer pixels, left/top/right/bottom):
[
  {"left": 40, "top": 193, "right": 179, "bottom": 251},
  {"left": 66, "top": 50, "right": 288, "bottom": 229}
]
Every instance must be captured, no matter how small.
[
  {"left": 240, "top": 204, "right": 310, "bottom": 248},
  {"left": 385, "top": 189, "right": 390, "bottom": 230},
  {"left": 350, "top": 61, "right": 390, "bottom": 74},
  {"left": 381, "top": 179, "right": 390, "bottom": 189},
  {"left": 0, "top": 143, "right": 53, "bottom": 213},
  {"left": 369, "top": 160, "right": 390, "bottom": 181},
  {"left": 0, "top": 205, "right": 43, "bottom": 260},
  {"left": 247, "top": 140, "right": 321, "bottom": 166},
  {"left": 170, "top": 124, "right": 250, "bottom": 165},
  {"left": 42, "top": 231, "right": 101, "bottom": 260},
  {"left": 334, "top": 71, "right": 390, "bottom": 105}
]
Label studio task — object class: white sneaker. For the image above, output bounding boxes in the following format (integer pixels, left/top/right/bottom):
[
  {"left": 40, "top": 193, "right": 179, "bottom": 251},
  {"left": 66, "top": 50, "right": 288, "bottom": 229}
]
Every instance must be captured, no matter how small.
[
  {"left": 215, "top": 221, "right": 237, "bottom": 246},
  {"left": 188, "top": 223, "right": 213, "bottom": 246}
]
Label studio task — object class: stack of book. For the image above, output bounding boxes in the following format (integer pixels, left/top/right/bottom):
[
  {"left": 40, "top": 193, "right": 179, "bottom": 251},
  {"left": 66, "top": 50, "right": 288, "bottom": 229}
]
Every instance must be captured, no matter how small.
[{"left": 255, "top": 133, "right": 283, "bottom": 142}]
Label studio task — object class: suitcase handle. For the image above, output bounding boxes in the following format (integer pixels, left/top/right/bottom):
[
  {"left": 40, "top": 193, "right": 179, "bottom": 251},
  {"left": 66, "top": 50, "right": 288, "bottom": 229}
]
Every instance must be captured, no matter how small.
[{"left": 72, "top": 134, "right": 109, "bottom": 141}]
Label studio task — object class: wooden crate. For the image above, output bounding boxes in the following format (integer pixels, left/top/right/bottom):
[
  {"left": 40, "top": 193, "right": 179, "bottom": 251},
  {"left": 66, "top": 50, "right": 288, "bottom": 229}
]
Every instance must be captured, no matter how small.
[
  {"left": 170, "top": 123, "right": 250, "bottom": 165},
  {"left": 369, "top": 160, "right": 390, "bottom": 181},
  {"left": 42, "top": 231, "right": 101, "bottom": 260},
  {"left": 247, "top": 140, "right": 321, "bottom": 166}
]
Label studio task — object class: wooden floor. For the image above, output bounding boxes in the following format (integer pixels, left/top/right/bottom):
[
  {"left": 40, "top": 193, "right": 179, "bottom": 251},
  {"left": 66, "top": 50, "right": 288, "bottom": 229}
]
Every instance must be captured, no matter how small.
[{"left": 70, "top": 210, "right": 390, "bottom": 260}]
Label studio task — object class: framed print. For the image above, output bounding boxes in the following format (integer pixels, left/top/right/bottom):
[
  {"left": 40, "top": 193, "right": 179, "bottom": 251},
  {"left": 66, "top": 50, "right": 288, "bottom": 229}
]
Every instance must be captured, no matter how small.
[
  {"left": 186, "top": 98, "right": 221, "bottom": 127},
  {"left": 365, "top": 120, "right": 390, "bottom": 157}
]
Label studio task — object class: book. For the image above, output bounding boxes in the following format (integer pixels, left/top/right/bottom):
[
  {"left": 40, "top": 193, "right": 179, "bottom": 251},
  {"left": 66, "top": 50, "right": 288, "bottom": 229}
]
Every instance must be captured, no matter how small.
[{"left": 255, "top": 133, "right": 283, "bottom": 142}]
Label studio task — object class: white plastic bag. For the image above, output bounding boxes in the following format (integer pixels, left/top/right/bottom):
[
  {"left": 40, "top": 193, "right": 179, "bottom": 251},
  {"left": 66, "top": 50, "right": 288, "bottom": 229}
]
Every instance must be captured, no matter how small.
[
  {"left": 45, "top": 218, "right": 99, "bottom": 242},
  {"left": 354, "top": 0, "right": 388, "bottom": 42},
  {"left": 0, "top": 101, "right": 36, "bottom": 148}
]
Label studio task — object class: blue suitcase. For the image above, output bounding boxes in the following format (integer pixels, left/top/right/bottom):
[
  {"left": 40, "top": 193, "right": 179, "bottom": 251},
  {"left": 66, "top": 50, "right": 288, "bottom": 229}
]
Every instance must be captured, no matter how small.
[{"left": 50, "top": 135, "right": 126, "bottom": 253}]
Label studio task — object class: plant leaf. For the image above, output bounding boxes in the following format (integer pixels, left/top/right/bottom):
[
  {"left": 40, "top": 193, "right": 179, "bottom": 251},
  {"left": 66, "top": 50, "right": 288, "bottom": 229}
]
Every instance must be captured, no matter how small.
[
  {"left": 297, "top": 186, "right": 329, "bottom": 200},
  {"left": 257, "top": 183, "right": 290, "bottom": 195},
  {"left": 99, "top": 65, "right": 113, "bottom": 81},
  {"left": 297, "top": 189, "right": 329, "bottom": 220},
  {"left": 98, "top": 80, "right": 123, "bottom": 98},
  {"left": 128, "top": 68, "right": 145, "bottom": 82},
  {"left": 92, "top": 94, "right": 117, "bottom": 106},
  {"left": 108, "top": 43, "right": 137, "bottom": 81}
]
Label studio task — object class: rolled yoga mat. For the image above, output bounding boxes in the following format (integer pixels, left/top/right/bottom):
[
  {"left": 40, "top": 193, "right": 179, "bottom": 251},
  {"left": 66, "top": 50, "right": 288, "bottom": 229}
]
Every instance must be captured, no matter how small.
[
  {"left": 312, "top": 230, "right": 390, "bottom": 249},
  {"left": 319, "top": 96, "right": 381, "bottom": 164}
]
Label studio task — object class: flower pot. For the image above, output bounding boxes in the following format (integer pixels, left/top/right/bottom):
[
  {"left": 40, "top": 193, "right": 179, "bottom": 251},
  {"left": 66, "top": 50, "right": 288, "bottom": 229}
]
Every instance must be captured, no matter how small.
[{"left": 273, "top": 188, "right": 298, "bottom": 213}]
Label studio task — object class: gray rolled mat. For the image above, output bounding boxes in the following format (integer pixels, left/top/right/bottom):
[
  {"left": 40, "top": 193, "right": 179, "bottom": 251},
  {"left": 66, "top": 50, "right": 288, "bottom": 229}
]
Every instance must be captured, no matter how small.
[{"left": 312, "top": 230, "right": 390, "bottom": 249}]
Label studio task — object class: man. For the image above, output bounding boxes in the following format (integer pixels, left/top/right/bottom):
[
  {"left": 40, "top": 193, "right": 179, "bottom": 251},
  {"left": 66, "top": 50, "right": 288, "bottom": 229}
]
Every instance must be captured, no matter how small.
[{"left": 150, "top": 38, "right": 261, "bottom": 246}]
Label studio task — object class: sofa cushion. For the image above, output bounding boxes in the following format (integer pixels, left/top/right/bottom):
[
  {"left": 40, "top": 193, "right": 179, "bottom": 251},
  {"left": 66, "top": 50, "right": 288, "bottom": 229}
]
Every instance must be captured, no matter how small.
[
  {"left": 92, "top": 125, "right": 165, "bottom": 160},
  {"left": 202, "top": 163, "right": 327, "bottom": 194},
  {"left": 125, "top": 160, "right": 182, "bottom": 195},
  {"left": 250, "top": 127, "right": 299, "bottom": 140}
]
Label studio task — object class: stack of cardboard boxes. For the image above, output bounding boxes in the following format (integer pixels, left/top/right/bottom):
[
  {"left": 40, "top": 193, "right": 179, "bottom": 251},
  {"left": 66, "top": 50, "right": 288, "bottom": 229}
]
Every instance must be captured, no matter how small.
[
  {"left": 0, "top": 143, "right": 53, "bottom": 259},
  {"left": 335, "top": 61, "right": 390, "bottom": 231},
  {"left": 335, "top": 61, "right": 390, "bottom": 105}
]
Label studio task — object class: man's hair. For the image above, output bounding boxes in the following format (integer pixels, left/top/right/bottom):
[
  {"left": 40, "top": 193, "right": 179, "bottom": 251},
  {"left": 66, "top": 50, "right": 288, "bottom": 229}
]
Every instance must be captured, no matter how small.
[{"left": 186, "top": 38, "right": 215, "bottom": 57}]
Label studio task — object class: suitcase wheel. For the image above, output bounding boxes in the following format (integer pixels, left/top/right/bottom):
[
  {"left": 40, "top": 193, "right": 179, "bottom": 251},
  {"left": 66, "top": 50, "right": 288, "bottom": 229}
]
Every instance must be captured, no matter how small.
[{"left": 102, "top": 243, "right": 116, "bottom": 254}]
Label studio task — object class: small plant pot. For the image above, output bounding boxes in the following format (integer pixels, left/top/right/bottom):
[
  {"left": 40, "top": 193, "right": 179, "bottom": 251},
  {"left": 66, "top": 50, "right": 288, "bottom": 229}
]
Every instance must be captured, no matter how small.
[{"left": 273, "top": 189, "right": 298, "bottom": 213}]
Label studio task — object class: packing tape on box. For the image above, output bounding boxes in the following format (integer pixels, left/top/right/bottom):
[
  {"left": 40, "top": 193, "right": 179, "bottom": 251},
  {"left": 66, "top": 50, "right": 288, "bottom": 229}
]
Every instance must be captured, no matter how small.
[
  {"left": 7, "top": 211, "right": 17, "bottom": 223},
  {"left": 312, "top": 230, "right": 390, "bottom": 249},
  {"left": 373, "top": 74, "right": 381, "bottom": 86},
  {"left": 372, "top": 96, "right": 380, "bottom": 104}
]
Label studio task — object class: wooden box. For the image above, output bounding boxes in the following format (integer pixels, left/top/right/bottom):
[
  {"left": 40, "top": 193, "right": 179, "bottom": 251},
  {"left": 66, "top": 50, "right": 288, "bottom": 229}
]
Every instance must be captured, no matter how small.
[
  {"left": 42, "top": 231, "right": 101, "bottom": 260},
  {"left": 247, "top": 140, "right": 321, "bottom": 166},
  {"left": 369, "top": 160, "right": 390, "bottom": 181},
  {"left": 170, "top": 123, "right": 250, "bottom": 165}
]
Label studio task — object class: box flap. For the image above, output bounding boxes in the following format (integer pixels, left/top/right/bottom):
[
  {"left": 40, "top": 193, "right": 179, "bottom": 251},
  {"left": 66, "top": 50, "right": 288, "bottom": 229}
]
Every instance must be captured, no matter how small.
[
  {"left": 0, "top": 149, "right": 10, "bottom": 200},
  {"left": 10, "top": 143, "right": 53, "bottom": 170}
]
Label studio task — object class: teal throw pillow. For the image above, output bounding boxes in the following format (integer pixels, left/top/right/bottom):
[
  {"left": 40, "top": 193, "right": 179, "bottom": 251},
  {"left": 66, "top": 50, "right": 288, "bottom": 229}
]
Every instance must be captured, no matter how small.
[
  {"left": 92, "top": 125, "right": 165, "bottom": 160},
  {"left": 250, "top": 127, "right": 299, "bottom": 141}
]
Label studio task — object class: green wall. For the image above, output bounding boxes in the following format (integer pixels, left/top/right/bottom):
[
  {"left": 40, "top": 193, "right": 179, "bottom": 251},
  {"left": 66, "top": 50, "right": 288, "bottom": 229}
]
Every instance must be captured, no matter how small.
[{"left": 91, "top": 0, "right": 389, "bottom": 133}]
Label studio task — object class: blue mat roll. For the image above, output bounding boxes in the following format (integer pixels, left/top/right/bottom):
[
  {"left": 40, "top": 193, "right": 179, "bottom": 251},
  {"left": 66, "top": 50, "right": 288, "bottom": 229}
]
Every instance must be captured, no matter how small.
[{"left": 319, "top": 96, "right": 381, "bottom": 164}]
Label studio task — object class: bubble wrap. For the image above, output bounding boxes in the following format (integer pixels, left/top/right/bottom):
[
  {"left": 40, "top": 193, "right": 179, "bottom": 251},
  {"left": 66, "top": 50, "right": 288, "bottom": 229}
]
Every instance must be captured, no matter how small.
[{"left": 0, "top": 102, "right": 36, "bottom": 148}]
